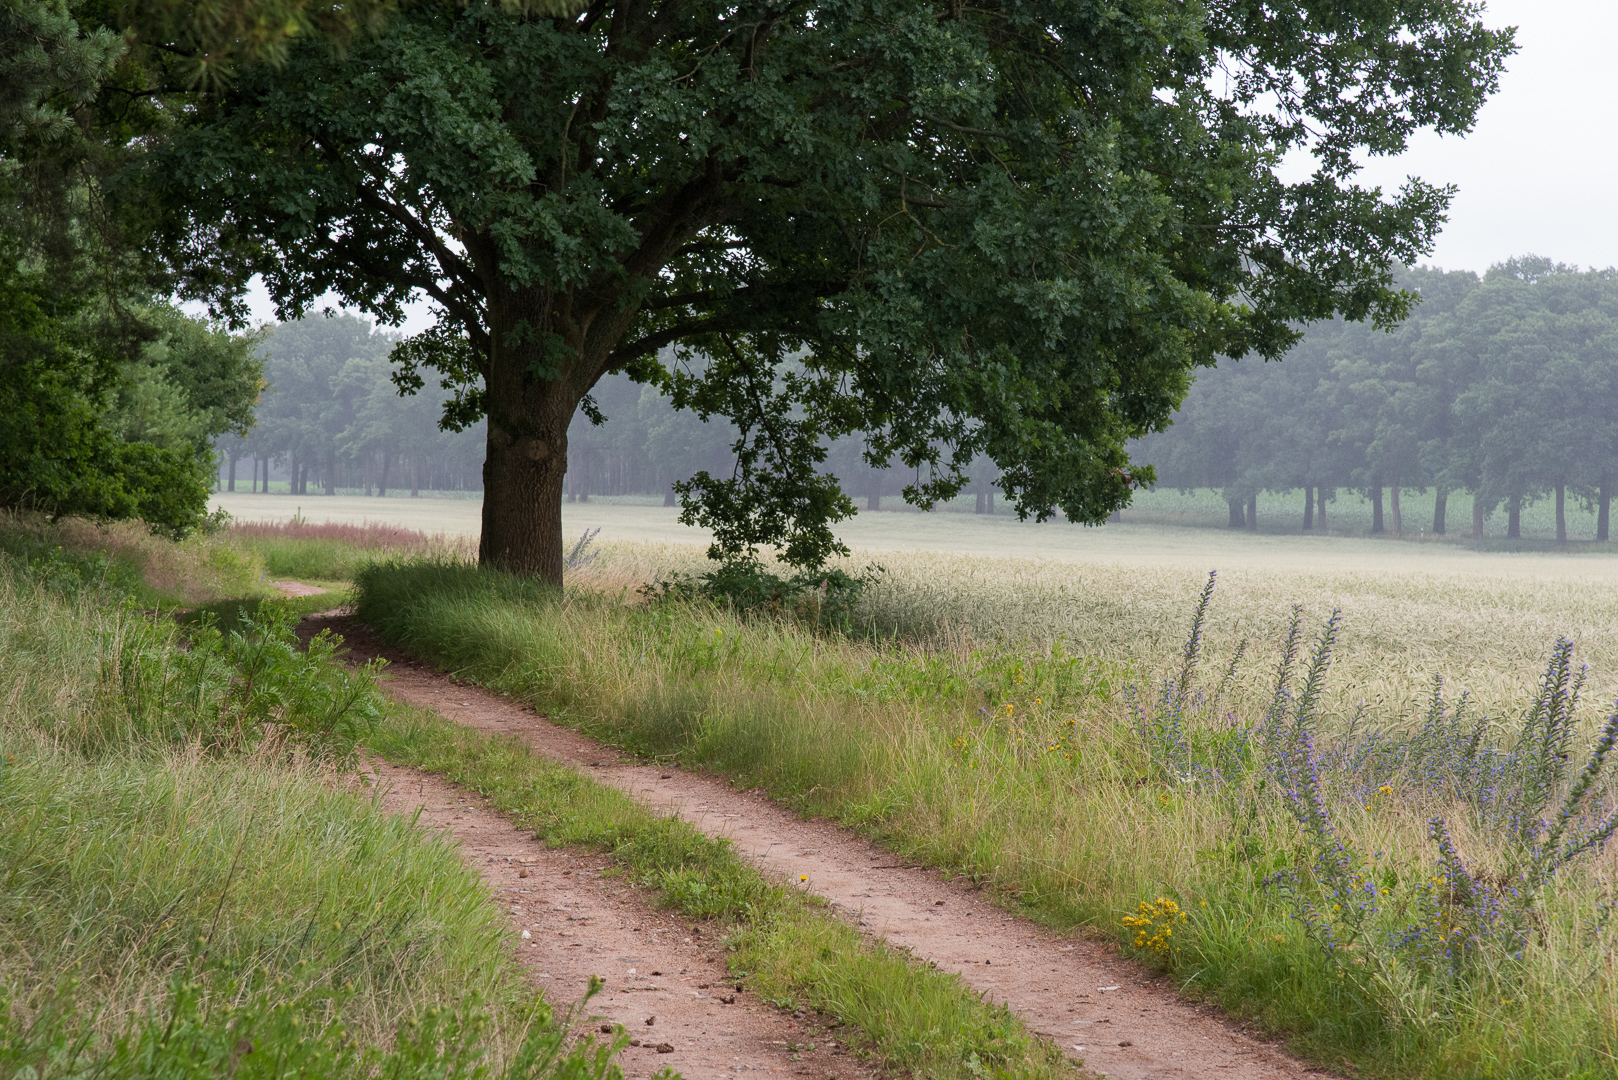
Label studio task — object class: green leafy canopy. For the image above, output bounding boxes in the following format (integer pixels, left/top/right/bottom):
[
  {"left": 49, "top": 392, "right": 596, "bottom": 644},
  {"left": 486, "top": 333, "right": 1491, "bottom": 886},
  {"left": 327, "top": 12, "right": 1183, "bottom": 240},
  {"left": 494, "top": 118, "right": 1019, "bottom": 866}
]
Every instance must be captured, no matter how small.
[{"left": 145, "top": 0, "right": 1513, "bottom": 576}]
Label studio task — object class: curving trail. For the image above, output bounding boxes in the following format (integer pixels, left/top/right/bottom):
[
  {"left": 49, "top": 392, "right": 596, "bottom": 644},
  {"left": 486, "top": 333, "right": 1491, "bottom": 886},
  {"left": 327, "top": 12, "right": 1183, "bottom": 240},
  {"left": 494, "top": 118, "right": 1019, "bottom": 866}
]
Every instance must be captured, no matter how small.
[{"left": 308, "top": 610, "right": 1326, "bottom": 1080}]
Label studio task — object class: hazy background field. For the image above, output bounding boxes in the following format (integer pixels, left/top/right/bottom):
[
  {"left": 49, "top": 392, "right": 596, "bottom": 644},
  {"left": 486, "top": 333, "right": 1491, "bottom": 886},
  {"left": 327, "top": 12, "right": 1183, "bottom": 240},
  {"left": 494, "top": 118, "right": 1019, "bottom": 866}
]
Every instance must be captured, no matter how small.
[{"left": 217, "top": 488, "right": 1618, "bottom": 729}]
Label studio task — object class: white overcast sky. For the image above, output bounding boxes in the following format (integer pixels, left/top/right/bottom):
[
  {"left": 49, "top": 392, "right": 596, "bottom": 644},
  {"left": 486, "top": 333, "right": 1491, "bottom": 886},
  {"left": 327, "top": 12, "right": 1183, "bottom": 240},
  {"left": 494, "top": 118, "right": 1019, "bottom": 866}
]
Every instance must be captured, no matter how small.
[
  {"left": 1344, "top": 0, "right": 1618, "bottom": 275},
  {"left": 240, "top": 0, "right": 1614, "bottom": 331}
]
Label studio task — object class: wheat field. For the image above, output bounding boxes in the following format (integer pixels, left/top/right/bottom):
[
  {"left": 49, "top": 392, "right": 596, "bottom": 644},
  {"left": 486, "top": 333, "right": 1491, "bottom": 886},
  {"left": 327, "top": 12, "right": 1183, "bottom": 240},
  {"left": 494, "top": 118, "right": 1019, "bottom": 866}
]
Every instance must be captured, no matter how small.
[{"left": 219, "top": 491, "right": 1618, "bottom": 728}]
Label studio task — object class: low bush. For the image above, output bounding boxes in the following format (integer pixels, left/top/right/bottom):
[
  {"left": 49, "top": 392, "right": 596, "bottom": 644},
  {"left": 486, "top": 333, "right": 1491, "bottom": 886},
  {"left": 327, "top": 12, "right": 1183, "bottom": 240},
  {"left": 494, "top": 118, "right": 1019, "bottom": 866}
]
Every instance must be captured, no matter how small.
[{"left": 642, "top": 555, "right": 884, "bottom": 632}]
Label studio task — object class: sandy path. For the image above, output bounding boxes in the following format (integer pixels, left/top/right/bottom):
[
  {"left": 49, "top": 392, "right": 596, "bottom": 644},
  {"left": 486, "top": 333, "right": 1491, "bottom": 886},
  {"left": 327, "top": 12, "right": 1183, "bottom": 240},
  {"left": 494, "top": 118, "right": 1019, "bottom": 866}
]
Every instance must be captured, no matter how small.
[
  {"left": 314, "top": 613, "right": 1325, "bottom": 1080},
  {"left": 364, "top": 757, "right": 876, "bottom": 1080}
]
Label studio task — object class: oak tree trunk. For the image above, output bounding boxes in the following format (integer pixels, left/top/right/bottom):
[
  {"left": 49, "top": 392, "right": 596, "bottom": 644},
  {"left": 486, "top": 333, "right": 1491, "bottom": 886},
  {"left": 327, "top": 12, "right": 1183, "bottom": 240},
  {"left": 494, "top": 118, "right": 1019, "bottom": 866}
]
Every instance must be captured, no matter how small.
[
  {"left": 1389, "top": 476, "right": 1401, "bottom": 536},
  {"left": 1433, "top": 489, "right": 1447, "bottom": 535},
  {"left": 1303, "top": 486, "right": 1313, "bottom": 530},
  {"left": 475, "top": 288, "right": 595, "bottom": 585},
  {"left": 1556, "top": 483, "right": 1567, "bottom": 543},
  {"left": 1599, "top": 476, "right": 1611, "bottom": 542},
  {"left": 227, "top": 455, "right": 237, "bottom": 492},
  {"left": 1370, "top": 481, "right": 1384, "bottom": 534},
  {"left": 1317, "top": 486, "right": 1328, "bottom": 532},
  {"left": 1228, "top": 496, "right": 1245, "bottom": 529}
]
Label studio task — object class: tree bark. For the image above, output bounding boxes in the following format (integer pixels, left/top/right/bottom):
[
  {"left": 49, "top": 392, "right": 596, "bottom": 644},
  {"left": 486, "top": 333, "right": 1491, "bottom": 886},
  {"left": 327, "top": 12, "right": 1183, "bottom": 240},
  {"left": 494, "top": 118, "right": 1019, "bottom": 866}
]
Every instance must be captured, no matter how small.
[
  {"left": 1370, "top": 480, "right": 1384, "bottom": 534},
  {"left": 1556, "top": 483, "right": 1567, "bottom": 543},
  {"left": 227, "top": 454, "right": 237, "bottom": 492},
  {"left": 1303, "top": 486, "right": 1313, "bottom": 530},
  {"left": 1246, "top": 492, "right": 1257, "bottom": 531},
  {"left": 1472, "top": 495, "right": 1484, "bottom": 539},
  {"left": 1389, "top": 475, "right": 1401, "bottom": 536},
  {"left": 1433, "top": 489, "right": 1447, "bottom": 535},
  {"left": 1228, "top": 497, "right": 1245, "bottom": 529},
  {"left": 1507, "top": 494, "right": 1521, "bottom": 539},
  {"left": 1317, "top": 486, "right": 1327, "bottom": 533},
  {"left": 1599, "top": 476, "right": 1611, "bottom": 542}
]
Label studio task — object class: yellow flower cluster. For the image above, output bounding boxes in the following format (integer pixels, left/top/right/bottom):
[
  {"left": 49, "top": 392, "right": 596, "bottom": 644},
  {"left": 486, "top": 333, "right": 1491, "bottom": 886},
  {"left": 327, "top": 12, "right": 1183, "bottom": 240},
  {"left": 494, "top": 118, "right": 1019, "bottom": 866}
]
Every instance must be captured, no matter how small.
[{"left": 1121, "top": 897, "right": 1187, "bottom": 960}]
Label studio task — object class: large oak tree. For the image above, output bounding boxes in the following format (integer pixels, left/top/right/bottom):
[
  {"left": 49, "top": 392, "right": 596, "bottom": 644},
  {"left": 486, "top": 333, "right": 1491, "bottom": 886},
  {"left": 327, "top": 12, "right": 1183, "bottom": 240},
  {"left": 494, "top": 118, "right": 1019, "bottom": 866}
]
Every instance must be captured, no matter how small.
[{"left": 146, "top": 0, "right": 1512, "bottom": 583}]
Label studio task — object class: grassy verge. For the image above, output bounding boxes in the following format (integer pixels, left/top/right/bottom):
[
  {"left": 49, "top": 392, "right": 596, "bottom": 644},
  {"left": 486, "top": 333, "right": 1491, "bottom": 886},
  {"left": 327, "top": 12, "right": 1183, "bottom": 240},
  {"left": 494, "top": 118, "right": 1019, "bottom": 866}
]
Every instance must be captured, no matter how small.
[
  {"left": 0, "top": 529, "right": 618, "bottom": 1079},
  {"left": 229, "top": 520, "right": 475, "bottom": 580},
  {"left": 0, "top": 510, "right": 268, "bottom": 606},
  {"left": 367, "top": 704, "right": 1075, "bottom": 1080},
  {"left": 354, "top": 561, "right": 1618, "bottom": 1080}
]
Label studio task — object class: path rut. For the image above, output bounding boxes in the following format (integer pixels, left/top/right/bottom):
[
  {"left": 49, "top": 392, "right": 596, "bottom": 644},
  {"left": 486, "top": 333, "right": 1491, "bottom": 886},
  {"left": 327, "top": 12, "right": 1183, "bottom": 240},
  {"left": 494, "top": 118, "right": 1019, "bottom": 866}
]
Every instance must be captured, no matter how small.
[
  {"left": 313, "top": 612, "right": 1323, "bottom": 1080},
  {"left": 364, "top": 758, "right": 874, "bottom": 1080}
]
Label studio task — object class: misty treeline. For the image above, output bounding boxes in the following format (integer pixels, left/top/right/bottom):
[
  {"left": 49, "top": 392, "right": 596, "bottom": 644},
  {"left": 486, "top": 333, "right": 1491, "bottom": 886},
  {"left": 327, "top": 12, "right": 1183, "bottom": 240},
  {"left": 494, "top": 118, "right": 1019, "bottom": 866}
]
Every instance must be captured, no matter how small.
[
  {"left": 220, "top": 316, "right": 485, "bottom": 495},
  {"left": 1133, "top": 258, "right": 1618, "bottom": 541},
  {"left": 226, "top": 316, "right": 1008, "bottom": 510}
]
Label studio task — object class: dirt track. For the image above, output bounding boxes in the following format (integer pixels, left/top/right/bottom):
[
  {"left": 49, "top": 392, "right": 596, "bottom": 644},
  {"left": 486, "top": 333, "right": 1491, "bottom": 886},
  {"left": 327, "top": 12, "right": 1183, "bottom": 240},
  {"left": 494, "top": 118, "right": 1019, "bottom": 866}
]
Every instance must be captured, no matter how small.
[
  {"left": 311, "top": 611, "right": 1324, "bottom": 1080},
  {"left": 364, "top": 758, "right": 874, "bottom": 1080}
]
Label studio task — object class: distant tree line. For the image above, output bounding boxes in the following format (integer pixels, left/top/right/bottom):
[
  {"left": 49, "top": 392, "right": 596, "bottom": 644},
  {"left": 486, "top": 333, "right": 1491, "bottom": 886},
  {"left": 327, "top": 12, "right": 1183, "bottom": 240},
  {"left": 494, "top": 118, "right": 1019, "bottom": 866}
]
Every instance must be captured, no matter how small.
[
  {"left": 237, "top": 317, "right": 1012, "bottom": 512},
  {"left": 220, "top": 316, "right": 486, "bottom": 495},
  {"left": 1134, "top": 259, "right": 1618, "bottom": 541}
]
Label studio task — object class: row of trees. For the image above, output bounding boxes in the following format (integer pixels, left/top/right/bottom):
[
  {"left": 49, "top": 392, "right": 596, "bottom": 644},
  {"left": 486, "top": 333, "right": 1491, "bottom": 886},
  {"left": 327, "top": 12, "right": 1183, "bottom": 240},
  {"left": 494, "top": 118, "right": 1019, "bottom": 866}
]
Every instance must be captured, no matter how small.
[
  {"left": 219, "top": 317, "right": 485, "bottom": 496},
  {"left": 235, "top": 317, "right": 1014, "bottom": 512},
  {"left": 1136, "top": 259, "right": 1618, "bottom": 540}
]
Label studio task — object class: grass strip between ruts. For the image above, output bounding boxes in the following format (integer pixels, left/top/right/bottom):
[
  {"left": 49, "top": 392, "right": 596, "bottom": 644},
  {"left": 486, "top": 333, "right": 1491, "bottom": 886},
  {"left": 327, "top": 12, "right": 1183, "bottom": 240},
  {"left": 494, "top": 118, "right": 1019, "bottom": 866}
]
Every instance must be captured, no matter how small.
[{"left": 367, "top": 704, "right": 1079, "bottom": 1080}]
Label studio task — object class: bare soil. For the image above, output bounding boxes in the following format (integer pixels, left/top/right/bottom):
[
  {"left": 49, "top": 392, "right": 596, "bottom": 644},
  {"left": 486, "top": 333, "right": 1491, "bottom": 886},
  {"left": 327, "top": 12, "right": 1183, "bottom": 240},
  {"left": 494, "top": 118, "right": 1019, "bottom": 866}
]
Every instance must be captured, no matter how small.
[
  {"left": 364, "top": 758, "right": 875, "bottom": 1080},
  {"left": 270, "top": 580, "right": 329, "bottom": 596},
  {"left": 311, "top": 610, "right": 1325, "bottom": 1080}
]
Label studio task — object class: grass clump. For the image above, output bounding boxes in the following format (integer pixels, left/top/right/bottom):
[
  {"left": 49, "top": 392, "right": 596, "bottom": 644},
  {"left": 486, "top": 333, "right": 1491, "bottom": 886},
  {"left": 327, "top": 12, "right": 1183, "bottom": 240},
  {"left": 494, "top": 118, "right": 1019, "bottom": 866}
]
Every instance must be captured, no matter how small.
[
  {"left": 0, "top": 510, "right": 266, "bottom": 605},
  {"left": 0, "top": 552, "right": 621, "bottom": 1080},
  {"left": 228, "top": 518, "right": 475, "bottom": 580},
  {"left": 367, "top": 703, "right": 1072, "bottom": 1080},
  {"left": 354, "top": 558, "right": 1618, "bottom": 1078}
]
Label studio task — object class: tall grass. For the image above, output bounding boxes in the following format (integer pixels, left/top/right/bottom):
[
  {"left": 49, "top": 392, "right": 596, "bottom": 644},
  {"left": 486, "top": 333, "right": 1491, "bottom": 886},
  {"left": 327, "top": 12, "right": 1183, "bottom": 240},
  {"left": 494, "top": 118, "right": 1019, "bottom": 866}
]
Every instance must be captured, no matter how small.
[
  {"left": 0, "top": 510, "right": 266, "bottom": 604},
  {"left": 229, "top": 519, "right": 476, "bottom": 580},
  {"left": 355, "top": 560, "right": 1618, "bottom": 1078},
  {"left": 0, "top": 555, "right": 615, "bottom": 1079}
]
